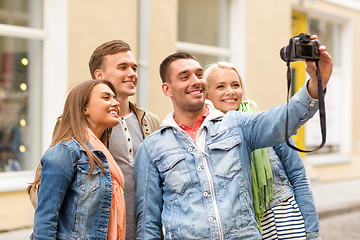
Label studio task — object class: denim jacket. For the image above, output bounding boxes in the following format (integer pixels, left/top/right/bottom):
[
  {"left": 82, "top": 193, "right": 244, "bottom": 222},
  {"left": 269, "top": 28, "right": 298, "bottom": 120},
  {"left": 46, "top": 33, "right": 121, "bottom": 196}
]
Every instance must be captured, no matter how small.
[
  {"left": 268, "top": 141, "right": 321, "bottom": 240},
  {"left": 134, "top": 84, "right": 319, "bottom": 240},
  {"left": 31, "top": 139, "right": 113, "bottom": 240}
]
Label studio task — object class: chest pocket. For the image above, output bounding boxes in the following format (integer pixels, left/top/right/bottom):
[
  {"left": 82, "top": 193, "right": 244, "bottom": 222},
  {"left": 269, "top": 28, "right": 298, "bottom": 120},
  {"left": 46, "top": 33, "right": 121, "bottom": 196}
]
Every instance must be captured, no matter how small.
[
  {"left": 76, "top": 160, "right": 101, "bottom": 192},
  {"left": 156, "top": 151, "right": 193, "bottom": 195},
  {"left": 208, "top": 133, "right": 243, "bottom": 180}
]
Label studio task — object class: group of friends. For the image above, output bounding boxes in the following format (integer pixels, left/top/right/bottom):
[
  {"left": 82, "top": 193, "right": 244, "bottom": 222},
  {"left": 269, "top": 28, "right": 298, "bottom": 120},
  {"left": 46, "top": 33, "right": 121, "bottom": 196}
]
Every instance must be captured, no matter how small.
[{"left": 29, "top": 36, "right": 333, "bottom": 240}]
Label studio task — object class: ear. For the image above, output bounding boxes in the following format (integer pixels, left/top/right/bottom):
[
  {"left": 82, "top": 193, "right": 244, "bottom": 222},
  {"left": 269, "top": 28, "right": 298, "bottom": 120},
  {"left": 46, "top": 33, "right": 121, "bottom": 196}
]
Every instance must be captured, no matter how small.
[
  {"left": 84, "top": 108, "right": 89, "bottom": 116},
  {"left": 94, "top": 69, "right": 104, "bottom": 79},
  {"left": 162, "top": 82, "right": 172, "bottom": 97}
]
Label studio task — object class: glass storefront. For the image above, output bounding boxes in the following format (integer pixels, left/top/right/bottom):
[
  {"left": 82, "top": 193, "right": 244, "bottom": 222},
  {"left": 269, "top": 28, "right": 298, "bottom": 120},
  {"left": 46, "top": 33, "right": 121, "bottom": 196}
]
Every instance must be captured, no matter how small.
[{"left": 0, "top": 0, "right": 43, "bottom": 172}]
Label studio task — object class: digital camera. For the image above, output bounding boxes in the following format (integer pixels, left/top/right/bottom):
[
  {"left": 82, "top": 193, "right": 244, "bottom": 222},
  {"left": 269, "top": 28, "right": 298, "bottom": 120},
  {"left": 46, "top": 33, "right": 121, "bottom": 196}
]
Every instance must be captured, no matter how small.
[{"left": 280, "top": 33, "right": 320, "bottom": 62}]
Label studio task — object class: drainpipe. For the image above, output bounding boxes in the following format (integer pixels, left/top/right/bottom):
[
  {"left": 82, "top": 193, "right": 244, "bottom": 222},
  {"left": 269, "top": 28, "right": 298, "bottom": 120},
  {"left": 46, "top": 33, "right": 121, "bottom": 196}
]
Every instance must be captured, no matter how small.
[{"left": 137, "top": 0, "right": 150, "bottom": 109}]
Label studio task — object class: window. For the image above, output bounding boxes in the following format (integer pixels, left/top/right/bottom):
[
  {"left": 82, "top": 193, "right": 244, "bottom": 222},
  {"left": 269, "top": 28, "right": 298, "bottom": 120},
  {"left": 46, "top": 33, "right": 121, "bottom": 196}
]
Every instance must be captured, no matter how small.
[
  {"left": 177, "top": 0, "right": 231, "bottom": 67},
  {"left": 304, "top": 15, "right": 352, "bottom": 163},
  {"left": 0, "top": 0, "right": 44, "bottom": 172}
]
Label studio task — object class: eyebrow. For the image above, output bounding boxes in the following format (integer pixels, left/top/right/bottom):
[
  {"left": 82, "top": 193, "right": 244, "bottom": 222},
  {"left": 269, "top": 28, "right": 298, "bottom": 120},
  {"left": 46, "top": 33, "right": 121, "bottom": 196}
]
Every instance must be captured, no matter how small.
[
  {"left": 100, "top": 91, "right": 115, "bottom": 97},
  {"left": 116, "top": 62, "right": 138, "bottom": 68}
]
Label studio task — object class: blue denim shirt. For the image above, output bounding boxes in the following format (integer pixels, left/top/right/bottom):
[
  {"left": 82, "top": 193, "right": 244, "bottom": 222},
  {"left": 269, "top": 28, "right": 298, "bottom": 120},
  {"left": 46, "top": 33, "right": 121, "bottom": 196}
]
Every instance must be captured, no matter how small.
[
  {"left": 268, "top": 141, "right": 321, "bottom": 240},
  {"left": 134, "top": 84, "right": 319, "bottom": 240},
  {"left": 30, "top": 139, "right": 113, "bottom": 240}
]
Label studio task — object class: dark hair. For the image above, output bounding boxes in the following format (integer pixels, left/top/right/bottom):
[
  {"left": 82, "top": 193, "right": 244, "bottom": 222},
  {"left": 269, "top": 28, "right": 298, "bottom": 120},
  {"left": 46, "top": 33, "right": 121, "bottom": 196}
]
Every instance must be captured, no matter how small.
[
  {"left": 159, "top": 52, "right": 198, "bottom": 83},
  {"left": 89, "top": 40, "right": 131, "bottom": 79}
]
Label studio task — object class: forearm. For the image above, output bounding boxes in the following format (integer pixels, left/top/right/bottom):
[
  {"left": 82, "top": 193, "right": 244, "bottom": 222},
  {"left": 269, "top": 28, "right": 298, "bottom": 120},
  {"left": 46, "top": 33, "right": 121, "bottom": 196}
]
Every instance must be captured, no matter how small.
[{"left": 243, "top": 82, "right": 319, "bottom": 151}]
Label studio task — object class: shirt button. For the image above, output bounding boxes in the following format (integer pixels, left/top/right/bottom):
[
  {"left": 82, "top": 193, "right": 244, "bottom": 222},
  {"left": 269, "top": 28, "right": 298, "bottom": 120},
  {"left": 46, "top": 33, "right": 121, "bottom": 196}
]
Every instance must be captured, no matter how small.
[
  {"left": 128, "top": 138, "right": 131, "bottom": 141},
  {"left": 203, "top": 192, "right": 208, "bottom": 197},
  {"left": 208, "top": 217, "right": 214, "bottom": 222},
  {"left": 188, "top": 147, "right": 193, "bottom": 152},
  {"left": 197, "top": 167, "right": 202, "bottom": 171}
]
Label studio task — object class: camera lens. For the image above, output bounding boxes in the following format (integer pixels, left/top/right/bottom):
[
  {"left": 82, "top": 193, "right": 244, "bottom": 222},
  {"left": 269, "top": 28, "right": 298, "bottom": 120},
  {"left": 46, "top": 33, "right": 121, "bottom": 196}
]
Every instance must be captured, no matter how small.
[{"left": 280, "top": 46, "right": 288, "bottom": 61}]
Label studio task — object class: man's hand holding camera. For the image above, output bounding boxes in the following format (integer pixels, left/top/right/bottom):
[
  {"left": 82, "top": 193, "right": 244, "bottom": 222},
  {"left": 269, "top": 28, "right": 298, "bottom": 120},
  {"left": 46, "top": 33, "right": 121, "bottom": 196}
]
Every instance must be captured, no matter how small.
[{"left": 306, "top": 35, "right": 333, "bottom": 99}]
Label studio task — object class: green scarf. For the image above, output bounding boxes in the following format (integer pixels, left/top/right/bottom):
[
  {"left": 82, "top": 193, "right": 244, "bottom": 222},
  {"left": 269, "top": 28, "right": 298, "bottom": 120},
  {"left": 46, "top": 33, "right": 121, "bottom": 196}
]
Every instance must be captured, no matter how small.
[{"left": 238, "top": 101, "right": 273, "bottom": 230}]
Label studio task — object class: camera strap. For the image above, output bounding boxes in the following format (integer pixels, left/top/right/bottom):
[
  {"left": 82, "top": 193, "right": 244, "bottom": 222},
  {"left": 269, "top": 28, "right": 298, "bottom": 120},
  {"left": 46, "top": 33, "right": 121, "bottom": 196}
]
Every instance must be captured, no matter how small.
[{"left": 285, "top": 60, "right": 326, "bottom": 152}]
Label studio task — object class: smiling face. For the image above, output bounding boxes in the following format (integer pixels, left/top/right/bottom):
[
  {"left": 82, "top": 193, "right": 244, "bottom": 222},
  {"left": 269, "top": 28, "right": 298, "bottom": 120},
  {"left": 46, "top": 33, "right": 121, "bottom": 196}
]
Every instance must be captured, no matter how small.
[
  {"left": 85, "top": 83, "right": 120, "bottom": 137},
  {"left": 206, "top": 68, "right": 243, "bottom": 113},
  {"left": 94, "top": 50, "right": 138, "bottom": 99},
  {"left": 162, "top": 58, "right": 207, "bottom": 116}
]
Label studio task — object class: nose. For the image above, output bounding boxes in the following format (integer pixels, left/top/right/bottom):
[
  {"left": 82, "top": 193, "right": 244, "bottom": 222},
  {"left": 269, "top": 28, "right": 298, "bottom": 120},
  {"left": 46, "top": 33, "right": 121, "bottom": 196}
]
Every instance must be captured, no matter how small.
[
  {"left": 111, "top": 98, "right": 120, "bottom": 107},
  {"left": 225, "top": 86, "right": 235, "bottom": 95},
  {"left": 126, "top": 67, "right": 136, "bottom": 77},
  {"left": 190, "top": 73, "right": 201, "bottom": 86}
]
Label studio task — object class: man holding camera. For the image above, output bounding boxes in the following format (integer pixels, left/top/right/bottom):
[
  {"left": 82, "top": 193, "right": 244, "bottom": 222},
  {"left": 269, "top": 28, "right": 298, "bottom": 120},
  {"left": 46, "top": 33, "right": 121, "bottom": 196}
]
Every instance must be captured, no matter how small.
[{"left": 134, "top": 36, "right": 332, "bottom": 239}]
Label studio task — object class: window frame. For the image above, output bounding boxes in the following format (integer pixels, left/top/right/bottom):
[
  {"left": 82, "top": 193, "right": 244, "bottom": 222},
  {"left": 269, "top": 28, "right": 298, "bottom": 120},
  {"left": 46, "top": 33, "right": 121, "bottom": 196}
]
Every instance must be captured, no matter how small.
[
  {"left": 176, "top": 0, "right": 246, "bottom": 75},
  {"left": 302, "top": 9, "right": 353, "bottom": 166},
  {"left": 0, "top": 0, "right": 68, "bottom": 192}
]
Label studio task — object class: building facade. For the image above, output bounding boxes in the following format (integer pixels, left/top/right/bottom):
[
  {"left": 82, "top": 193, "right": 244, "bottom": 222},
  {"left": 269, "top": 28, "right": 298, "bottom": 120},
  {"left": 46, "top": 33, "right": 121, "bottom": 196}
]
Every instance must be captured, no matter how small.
[{"left": 0, "top": 0, "right": 359, "bottom": 231}]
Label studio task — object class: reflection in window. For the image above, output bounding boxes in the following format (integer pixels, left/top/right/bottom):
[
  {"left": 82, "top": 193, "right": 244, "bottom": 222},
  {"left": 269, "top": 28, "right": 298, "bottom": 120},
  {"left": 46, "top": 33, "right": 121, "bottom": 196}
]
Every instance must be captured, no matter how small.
[{"left": 0, "top": 0, "right": 44, "bottom": 172}]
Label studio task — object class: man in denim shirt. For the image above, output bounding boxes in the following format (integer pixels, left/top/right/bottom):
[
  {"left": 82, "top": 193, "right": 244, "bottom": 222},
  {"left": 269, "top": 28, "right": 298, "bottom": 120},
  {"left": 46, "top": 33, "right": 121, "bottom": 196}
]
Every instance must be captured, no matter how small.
[{"left": 134, "top": 43, "right": 332, "bottom": 239}]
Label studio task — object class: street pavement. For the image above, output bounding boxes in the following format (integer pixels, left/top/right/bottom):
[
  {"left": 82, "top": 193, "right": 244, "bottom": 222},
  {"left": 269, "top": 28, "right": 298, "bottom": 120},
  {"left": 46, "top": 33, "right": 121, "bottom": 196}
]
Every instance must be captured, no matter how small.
[
  {"left": 319, "top": 210, "right": 360, "bottom": 240},
  {"left": 1, "top": 178, "right": 359, "bottom": 239}
]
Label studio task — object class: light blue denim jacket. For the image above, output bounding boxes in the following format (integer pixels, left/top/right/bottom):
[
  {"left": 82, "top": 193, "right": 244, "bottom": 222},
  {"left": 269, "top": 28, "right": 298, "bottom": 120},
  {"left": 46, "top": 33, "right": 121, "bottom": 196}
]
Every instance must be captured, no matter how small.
[
  {"left": 30, "top": 139, "right": 112, "bottom": 240},
  {"left": 268, "top": 141, "right": 321, "bottom": 240},
  {"left": 134, "top": 84, "right": 319, "bottom": 240}
]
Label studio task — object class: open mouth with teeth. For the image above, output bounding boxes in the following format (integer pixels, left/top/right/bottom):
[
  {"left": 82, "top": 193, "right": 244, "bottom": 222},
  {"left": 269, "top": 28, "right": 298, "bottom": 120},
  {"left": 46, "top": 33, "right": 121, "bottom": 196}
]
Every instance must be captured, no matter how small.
[
  {"left": 187, "top": 88, "right": 204, "bottom": 96},
  {"left": 109, "top": 110, "right": 118, "bottom": 116},
  {"left": 222, "top": 99, "right": 238, "bottom": 103}
]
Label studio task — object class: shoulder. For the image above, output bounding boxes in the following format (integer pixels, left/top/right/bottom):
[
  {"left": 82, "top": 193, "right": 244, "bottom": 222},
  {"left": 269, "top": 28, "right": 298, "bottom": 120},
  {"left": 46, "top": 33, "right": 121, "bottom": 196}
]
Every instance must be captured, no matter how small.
[
  {"left": 130, "top": 101, "right": 159, "bottom": 120},
  {"left": 43, "top": 139, "right": 81, "bottom": 160}
]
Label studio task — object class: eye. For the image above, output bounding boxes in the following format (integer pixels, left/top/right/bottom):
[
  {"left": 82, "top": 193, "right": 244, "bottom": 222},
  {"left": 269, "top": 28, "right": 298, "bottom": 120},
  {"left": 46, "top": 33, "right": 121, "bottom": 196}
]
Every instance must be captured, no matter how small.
[
  {"left": 216, "top": 84, "right": 224, "bottom": 89},
  {"left": 233, "top": 83, "right": 240, "bottom": 88},
  {"left": 196, "top": 72, "right": 204, "bottom": 78},
  {"left": 132, "top": 66, "right": 138, "bottom": 72},
  {"left": 180, "top": 75, "right": 189, "bottom": 80}
]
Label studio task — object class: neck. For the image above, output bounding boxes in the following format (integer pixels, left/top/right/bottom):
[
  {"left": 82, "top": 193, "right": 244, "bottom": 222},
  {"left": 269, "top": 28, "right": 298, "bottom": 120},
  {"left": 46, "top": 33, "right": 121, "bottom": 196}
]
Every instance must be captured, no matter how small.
[
  {"left": 173, "top": 106, "right": 207, "bottom": 128},
  {"left": 117, "top": 96, "right": 131, "bottom": 117},
  {"left": 90, "top": 127, "right": 104, "bottom": 139}
]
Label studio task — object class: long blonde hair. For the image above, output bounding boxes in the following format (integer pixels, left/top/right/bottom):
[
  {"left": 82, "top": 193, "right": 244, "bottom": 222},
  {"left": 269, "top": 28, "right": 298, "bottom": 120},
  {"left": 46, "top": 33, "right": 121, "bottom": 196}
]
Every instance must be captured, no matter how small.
[{"left": 27, "top": 79, "right": 116, "bottom": 194}]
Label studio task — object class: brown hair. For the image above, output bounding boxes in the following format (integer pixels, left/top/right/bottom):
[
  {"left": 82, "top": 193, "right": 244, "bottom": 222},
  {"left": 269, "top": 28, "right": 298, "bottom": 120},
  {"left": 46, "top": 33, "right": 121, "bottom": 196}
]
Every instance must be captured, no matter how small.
[
  {"left": 159, "top": 52, "right": 198, "bottom": 83},
  {"left": 27, "top": 79, "right": 117, "bottom": 194},
  {"left": 89, "top": 40, "right": 131, "bottom": 79}
]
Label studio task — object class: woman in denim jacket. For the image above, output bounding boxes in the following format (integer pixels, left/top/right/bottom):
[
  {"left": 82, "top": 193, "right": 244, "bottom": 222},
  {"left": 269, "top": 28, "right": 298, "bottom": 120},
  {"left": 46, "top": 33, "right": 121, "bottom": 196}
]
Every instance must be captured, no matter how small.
[
  {"left": 29, "top": 79, "right": 126, "bottom": 239},
  {"left": 205, "top": 62, "right": 321, "bottom": 240}
]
